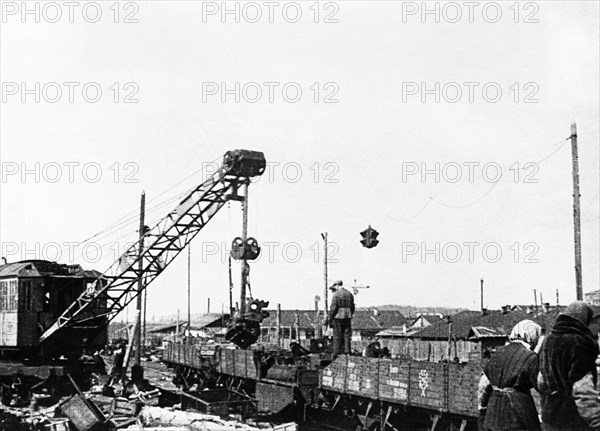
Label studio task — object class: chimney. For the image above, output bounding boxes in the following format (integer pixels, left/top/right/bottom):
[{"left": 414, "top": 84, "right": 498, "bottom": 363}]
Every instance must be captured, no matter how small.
[
  {"left": 501, "top": 305, "right": 509, "bottom": 315},
  {"left": 373, "top": 308, "right": 379, "bottom": 316},
  {"left": 480, "top": 279, "right": 484, "bottom": 313},
  {"left": 542, "top": 302, "right": 550, "bottom": 314}
]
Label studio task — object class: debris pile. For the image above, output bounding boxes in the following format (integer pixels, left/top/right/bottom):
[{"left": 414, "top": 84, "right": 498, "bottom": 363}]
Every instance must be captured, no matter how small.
[
  {"left": 1, "top": 355, "right": 296, "bottom": 431},
  {"left": 134, "top": 407, "right": 297, "bottom": 431},
  {"left": 2, "top": 396, "right": 296, "bottom": 431}
]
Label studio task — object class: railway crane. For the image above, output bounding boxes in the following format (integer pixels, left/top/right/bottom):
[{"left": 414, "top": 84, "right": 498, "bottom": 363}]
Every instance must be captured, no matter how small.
[{"left": 39, "top": 149, "right": 268, "bottom": 351}]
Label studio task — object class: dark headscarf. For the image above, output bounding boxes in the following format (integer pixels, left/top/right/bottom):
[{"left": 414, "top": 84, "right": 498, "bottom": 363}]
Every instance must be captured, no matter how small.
[{"left": 563, "top": 301, "right": 594, "bottom": 326}]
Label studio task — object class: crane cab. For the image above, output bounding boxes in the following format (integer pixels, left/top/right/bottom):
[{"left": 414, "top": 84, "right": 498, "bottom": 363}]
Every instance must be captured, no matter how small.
[{"left": 0, "top": 260, "right": 107, "bottom": 360}]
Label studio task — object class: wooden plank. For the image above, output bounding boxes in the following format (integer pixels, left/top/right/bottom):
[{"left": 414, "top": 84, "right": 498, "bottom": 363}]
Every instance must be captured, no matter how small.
[
  {"left": 345, "top": 357, "right": 379, "bottom": 398},
  {"left": 408, "top": 362, "right": 444, "bottom": 410},
  {"left": 445, "top": 362, "right": 479, "bottom": 417},
  {"left": 378, "top": 358, "right": 410, "bottom": 403},
  {"left": 319, "top": 356, "right": 347, "bottom": 392}
]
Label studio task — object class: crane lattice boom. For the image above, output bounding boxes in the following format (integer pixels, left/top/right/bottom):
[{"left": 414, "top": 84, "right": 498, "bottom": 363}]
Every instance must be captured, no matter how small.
[{"left": 40, "top": 150, "right": 265, "bottom": 342}]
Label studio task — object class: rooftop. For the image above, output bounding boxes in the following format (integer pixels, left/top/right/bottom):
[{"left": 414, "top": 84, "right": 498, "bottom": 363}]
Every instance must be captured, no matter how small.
[
  {"left": 410, "top": 309, "right": 532, "bottom": 340},
  {"left": 0, "top": 260, "right": 101, "bottom": 279},
  {"left": 260, "top": 308, "right": 406, "bottom": 330}
]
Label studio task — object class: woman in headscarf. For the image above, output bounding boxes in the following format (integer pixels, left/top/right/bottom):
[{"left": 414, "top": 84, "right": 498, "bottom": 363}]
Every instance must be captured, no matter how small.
[
  {"left": 538, "top": 301, "right": 600, "bottom": 431},
  {"left": 572, "top": 313, "right": 600, "bottom": 431},
  {"left": 478, "top": 319, "right": 542, "bottom": 431}
]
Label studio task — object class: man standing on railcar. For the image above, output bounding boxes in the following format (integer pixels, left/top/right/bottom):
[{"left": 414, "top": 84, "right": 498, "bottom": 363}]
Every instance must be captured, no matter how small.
[{"left": 327, "top": 280, "right": 355, "bottom": 355}]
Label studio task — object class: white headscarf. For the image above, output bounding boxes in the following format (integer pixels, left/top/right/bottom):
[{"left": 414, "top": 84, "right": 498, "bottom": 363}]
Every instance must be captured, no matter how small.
[{"left": 509, "top": 319, "right": 542, "bottom": 349}]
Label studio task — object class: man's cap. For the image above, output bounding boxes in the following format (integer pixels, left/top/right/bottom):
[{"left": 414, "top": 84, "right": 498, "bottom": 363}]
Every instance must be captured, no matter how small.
[{"left": 329, "top": 280, "right": 343, "bottom": 289}]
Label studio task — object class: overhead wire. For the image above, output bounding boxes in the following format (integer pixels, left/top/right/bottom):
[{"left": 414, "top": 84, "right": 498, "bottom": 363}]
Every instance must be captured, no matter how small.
[
  {"left": 59, "top": 155, "right": 221, "bottom": 264},
  {"left": 380, "top": 136, "right": 571, "bottom": 222},
  {"left": 77, "top": 155, "right": 221, "bottom": 244},
  {"left": 64, "top": 135, "right": 574, "bottom": 264},
  {"left": 66, "top": 189, "right": 191, "bottom": 263}
]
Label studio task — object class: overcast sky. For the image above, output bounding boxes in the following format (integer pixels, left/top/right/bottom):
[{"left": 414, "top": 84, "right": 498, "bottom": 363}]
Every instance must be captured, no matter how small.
[{"left": 1, "top": 1, "right": 598, "bottom": 321}]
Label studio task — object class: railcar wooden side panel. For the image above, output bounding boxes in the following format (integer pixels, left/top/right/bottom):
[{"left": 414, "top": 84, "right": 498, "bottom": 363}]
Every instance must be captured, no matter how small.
[
  {"left": 219, "top": 348, "right": 237, "bottom": 376},
  {"left": 319, "top": 355, "right": 347, "bottom": 393},
  {"left": 319, "top": 356, "right": 481, "bottom": 418},
  {"left": 408, "top": 361, "right": 444, "bottom": 411},
  {"left": 238, "top": 349, "right": 259, "bottom": 380},
  {"left": 214, "top": 348, "right": 259, "bottom": 380},
  {"left": 346, "top": 356, "right": 379, "bottom": 399},
  {"left": 163, "top": 342, "right": 172, "bottom": 363},
  {"left": 378, "top": 359, "right": 410, "bottom": 403},
  {"left": 446, "top": 362, "right": 480, "bottom": 416}
]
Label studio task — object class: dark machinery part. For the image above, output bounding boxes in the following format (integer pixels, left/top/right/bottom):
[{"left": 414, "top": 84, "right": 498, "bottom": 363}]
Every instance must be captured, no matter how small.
[
  {"left": 224, "top": 320, "right": 261, "bottom": 350},
  {"left": 231, "top": 237, "right": 261, "bottom": 261},
  {"left": 223, "top": 149, "right": 266, "bottom": 178},
  {"left": 360, "top": 225, "right": 379, "bottom": 249},
  {"left": 225, "top": 299, "right": 270, "bottom": 349}
]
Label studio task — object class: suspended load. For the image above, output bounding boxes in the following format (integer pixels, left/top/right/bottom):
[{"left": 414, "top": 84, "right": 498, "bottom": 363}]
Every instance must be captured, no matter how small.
[
  {"left": 360, "top": 225, "right": 380, "bottom": 249},
  {"left": 222, "top": 150, "right": 266, "bottom": 178}
]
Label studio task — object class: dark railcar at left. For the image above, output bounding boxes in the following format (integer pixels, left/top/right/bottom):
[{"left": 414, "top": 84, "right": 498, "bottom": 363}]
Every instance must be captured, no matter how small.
[
  {"left": 1, "top": 260, "right": 108, "bottom": 403},
  {"left": 0, "top": 260, "right": 107, "bottom": 359}
]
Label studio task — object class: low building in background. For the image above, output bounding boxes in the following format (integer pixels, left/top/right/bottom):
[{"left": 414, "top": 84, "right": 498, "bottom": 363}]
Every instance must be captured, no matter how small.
[
  {"left": 109, "top": 313, "right": 229, "bottom": 346},
  {"left": 379, "top": 305, "right": 568, "bottom": 363},
  {"left": 258, "top": 308, "right": 406, "bottom": 349}
]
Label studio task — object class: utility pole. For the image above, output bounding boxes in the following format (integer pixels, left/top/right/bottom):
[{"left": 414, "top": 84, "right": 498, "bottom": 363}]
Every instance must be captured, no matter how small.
[
  {"left": 533, "top": 289, "right": 538, "bottom": 318},
  {"left": 277, "top": 304, "right": 282, "bottom": 348},
  {"left": 228, "top": 256, "right": 234, "bottom": 316},
  {"left": 240, "top": 183, "right": 249, "bottom": 316},
  {"left": 143, "top": 276, "right": 147, "bottom": 349},
  {"left": 447, "top": 319, "right": 453, "bottom": 361},
  {"left": 480, "top": 279, "right": 484, "bottom": 312},
  {"left": 314, "top": 295, "right": 322, "bottom": 338},
  {"left": 321, "top": 233, "right": 328, "bottom": 328},
  {"left": 134, "top": 191, "right": 145, "bottom": 366},
  {"left": 187, "top": 243, "right": 191, "bottom": 344},
  {"left": 570, "top": 122, "right": 583, "bottom": 300}
]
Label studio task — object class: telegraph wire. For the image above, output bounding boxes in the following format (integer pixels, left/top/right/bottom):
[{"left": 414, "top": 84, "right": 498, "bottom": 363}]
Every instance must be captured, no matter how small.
[
  {"left": 380, "top": 137, "right": 570, "bottom": 223},
  {"left": 68, "top": 189, "right": 189, "bottom": 259},
  {"left": 432, "top": 180, "right": 501, "bottom": 209},
  {"left": 58, "top": 135, "right": 574, "bottom": 264},
  {"left": 381, "top": 199, "right": 433, "bottom": 223},
  {"left": 67, "top": 187, "right": 201, "bottom": 263},
  {"left": 76, "top": 155, "right": 220, "bottom": 245},
  {"left": 59, "top": 155, "right": 221, "bottom": 263}
]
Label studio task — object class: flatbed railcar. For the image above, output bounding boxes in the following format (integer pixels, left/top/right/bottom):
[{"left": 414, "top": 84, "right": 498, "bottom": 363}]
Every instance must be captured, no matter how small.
[
  {"left": 163, "top": 342, "right": 320, "bottom": 418},
  {"left": 163, "top": 342, "right": 483, "bottom": 430}
]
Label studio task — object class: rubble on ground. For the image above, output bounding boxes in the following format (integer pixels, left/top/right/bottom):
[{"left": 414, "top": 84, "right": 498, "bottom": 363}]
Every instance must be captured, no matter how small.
[
  {"left": 2, "top": 400, "right": 296, "bottom": 431},
  {"left": 1, "top": 360, "right": 296, "bottom": 431}
]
